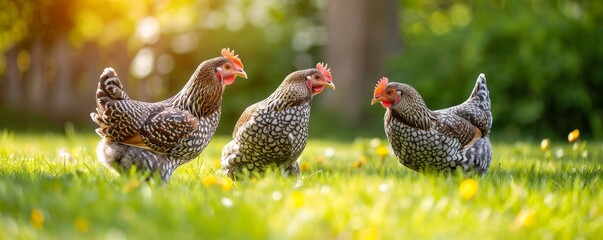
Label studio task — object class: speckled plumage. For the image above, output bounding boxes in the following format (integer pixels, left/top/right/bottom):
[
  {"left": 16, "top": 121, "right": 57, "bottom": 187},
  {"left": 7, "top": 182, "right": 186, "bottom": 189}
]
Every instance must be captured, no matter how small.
[
  {"left": 373, "top": 74, "right": 492, "bottom": 174},
  {"left": 91, "top": 49, "right": 246, "bottom": 181},
  {"left": 221, "top": 63, "right": 334, "bottom": 178}
]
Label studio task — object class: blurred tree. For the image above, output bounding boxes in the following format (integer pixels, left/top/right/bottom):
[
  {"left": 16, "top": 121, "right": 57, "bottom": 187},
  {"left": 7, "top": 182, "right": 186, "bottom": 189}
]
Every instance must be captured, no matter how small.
[
  {"left": 323, "top": 0, "right": 402, "bottom": 127},
  {"left": 1, "top": 0, "right": 601, "bottom": 140},
  {"left": 387, "top": 0, "right": 603, "bottom": 139},
  {"left": 0, "top": 0, "right": 328, "bottom": 133}
]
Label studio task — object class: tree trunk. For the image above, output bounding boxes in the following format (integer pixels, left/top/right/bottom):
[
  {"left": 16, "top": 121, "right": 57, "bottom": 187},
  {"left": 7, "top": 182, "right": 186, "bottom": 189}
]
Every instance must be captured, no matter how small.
[
  {"left": 3, "top": 47, "right": 22, "bottom": 109},
  {"left": 80, "top": 42, "right": 101, "bottom": 115},
  {"left": 324, "top": 0, "right": 401, "bottom": 127},
  {"left": 50, "top": 35, "right": 73, "bottom": 119},
  {"left": 28, "top": 37, "right": 46, "bottom": 111}
]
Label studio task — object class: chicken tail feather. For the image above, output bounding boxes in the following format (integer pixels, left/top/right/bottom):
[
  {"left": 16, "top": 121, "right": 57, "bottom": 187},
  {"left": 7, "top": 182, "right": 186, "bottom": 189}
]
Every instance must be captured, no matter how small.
[
  {"left": 96, "top": 68, "right": 130, "bottom": 110},
  {"left": 468, "top": 73, "right": 490, "bottom": 112}
]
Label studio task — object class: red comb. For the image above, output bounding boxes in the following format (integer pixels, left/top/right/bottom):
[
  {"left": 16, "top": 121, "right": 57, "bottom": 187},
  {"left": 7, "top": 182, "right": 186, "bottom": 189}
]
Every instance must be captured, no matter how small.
[
  {"left": 316, "top": 62, "right": 332, "bottom": 82},
  {"left": 221, "top": 48, "right": 244, "bottom": 69},
  {"left": 374, "top": 77, "right": 389, "bottom": 97}
]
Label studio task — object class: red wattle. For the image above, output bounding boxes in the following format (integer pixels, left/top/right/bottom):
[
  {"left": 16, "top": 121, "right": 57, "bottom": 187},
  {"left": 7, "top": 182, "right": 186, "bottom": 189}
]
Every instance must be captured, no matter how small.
[
  {"left": 381, "top": 100, "right": 392, "bottom": 108},
  {"left": 312, "top": 85, "right": 324, "bottom": 93},
  {"left": 224, "top": 76, "right": 236, "bottom": 85}
]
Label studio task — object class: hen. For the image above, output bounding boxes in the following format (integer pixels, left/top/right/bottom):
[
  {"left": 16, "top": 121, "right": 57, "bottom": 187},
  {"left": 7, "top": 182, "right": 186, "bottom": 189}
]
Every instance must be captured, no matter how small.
[
  {"left": 91, "top": 48, "right": 247, "bottom": 181},
  {"left": 371, "top": 74, "right": 492, "bottom": 174},
  {"left": 221, "top": 63, "right": 335, "bottom": 178}
]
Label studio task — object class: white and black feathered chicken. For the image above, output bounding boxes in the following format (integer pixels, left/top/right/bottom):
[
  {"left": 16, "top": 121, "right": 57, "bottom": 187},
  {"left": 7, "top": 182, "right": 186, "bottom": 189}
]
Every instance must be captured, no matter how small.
[{"left": 372, "top": 74, "right": 492, "bottom": 174}]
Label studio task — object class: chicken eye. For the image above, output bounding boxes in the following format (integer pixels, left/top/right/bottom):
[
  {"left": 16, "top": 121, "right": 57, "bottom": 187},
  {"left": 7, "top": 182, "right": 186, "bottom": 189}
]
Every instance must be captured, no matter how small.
[
  {"left": 386, "top": 89, "right": 393, "bottom": 95},
  {"left": 225, "top": 64, "right": 231, "bottom": 70},
  {"left": 314, "top": 75, "right": 320, "bottom": 80}
]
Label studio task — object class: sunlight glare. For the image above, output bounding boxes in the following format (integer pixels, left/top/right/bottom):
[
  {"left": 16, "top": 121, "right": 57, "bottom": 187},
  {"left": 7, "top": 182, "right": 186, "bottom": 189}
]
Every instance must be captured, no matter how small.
[
  {"left": 226, "top": 6, "right": 245, "bottom": 31},
  {"left": 292, "top": 30, "right": 312, "bottom": 51},
  {"left": 131, "top": 48, "right": 154, "bottom": 78},
  {"left": 248, "top": 2, "right": 269, "bottom": 27},
  {"left": 429, "top": 11, "right": 451, "bottom": 35},
  {"left": 170, "top": 33, "right": 198, "bottom": 54},
  {"left": 202, "top": 11, "right": 224, "bottom": 29},
  {"left": 136, "top": 17, "right": 160, "bottom": 44},
  {"left": 450, "top": 4, "right": 472, "bottom": 27}
]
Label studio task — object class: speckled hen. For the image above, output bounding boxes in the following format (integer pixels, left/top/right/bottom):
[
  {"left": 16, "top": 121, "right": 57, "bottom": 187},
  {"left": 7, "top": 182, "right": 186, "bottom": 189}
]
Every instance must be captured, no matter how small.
[
  {"left": 91, "top": 48, "right": 247, "bottom": 181},
  {"left": 221, "top": 63, "right": 335, "bottom": 178},
  {"left": 371, "top": 74, "right": 492, "bottom": 174}
]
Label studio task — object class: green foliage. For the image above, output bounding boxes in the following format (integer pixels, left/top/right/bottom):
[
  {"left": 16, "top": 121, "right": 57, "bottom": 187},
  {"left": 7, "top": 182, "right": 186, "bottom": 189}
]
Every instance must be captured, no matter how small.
[
  {"left": 1, "top": 131, "right": 602, "bottom": 239},
  {"left": 2, "top": 0, "right": 602, "bottom": 140},
  {"left": 389, "top": 0, "right": 603, "bottom": 139},
  {"left": 0, "top": 0, "right": 328, "bottom": 134}
]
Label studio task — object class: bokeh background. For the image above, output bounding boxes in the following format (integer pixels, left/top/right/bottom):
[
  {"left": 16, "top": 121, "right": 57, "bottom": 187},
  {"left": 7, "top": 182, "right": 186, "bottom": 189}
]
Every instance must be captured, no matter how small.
[{"left": 1, "top": 0, "right": 601, "bottom": 141}]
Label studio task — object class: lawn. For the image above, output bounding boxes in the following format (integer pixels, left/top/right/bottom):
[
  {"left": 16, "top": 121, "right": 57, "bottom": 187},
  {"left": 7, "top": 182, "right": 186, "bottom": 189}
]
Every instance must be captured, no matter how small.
[{"left": 0, "top": 129, "right": 601, "bottom": 239}]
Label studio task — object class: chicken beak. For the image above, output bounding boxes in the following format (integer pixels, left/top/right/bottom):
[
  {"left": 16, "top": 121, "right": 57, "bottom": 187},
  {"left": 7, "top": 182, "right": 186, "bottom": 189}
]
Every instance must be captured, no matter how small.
[
  {"left": 323, "top": 82, "right": 336, "bottom": 90},
  {"left": 371, "top": 96, "right": 382, "bottom": 105},
  {"left": 235, "top": 69, "right": 247, "bottom": 79}
]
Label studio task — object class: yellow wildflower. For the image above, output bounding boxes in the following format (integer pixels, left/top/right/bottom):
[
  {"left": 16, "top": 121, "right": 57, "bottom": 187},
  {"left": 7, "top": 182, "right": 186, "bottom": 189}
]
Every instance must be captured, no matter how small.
[
  {"left": 316, "top": 156, "right": 325, "bottom": 165},
  {"left": 74, "top": 217, "right": 90, "bottom": 233},
  {"left": 30, "top": 208, "right": 44, "bottom": 229},
  {"left": 568, "top": 129, "right": 580, "bottom": 143},
  {"left": 459, "top": 179, "right": 478, "bottom": 200},
  {"left": 358, "top": 155, "right": 367, "bottom": 164},
  {"left": 213, "top": 160, "right": 221, "bottom": 169},
  {"left": 300, "top": 162, "right": 310, "bottom": 172},
  {"left": 122, "top": 179, "right": 140, "bottom": 193},
  {"left": 540, "top": 139, "right": 550, "bottom": 152},
  {"left": 513, "top": 209, "right": 536, "bottom": 229},
  {"left": 356, "top": 226, "right": 381, "bottom": 240},
  {"left": 221, "top": 178, "right": 234, "bottom": 191},
  {"left": 353, "top": 161, "right": 363, "bottom": 169},
  {"left": 376, "top": 146, "right": 389, "bottom": 158},
  {"left": 202, "top": 175, "right": 220, "bottom": 187},
  {"left": 288, "top": 191, "right": 305, "bottom": 208}
]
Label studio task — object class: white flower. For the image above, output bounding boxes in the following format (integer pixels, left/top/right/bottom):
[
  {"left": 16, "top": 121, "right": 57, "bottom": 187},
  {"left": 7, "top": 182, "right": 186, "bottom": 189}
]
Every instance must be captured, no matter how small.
[{"left": 221, "top": 197, "right": 234, "bottom": 208}]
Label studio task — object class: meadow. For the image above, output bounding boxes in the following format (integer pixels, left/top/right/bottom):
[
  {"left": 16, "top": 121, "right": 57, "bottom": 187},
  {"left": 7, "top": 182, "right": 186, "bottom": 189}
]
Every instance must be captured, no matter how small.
[{"left": 0, "top": 129, "right": 601, "bottom": 239}]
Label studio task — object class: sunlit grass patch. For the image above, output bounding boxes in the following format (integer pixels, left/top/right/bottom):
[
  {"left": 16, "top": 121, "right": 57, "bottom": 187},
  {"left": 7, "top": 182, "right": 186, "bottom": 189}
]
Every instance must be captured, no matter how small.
[{"left": 0, "top": 130, "right": 602, "bottom": 239}]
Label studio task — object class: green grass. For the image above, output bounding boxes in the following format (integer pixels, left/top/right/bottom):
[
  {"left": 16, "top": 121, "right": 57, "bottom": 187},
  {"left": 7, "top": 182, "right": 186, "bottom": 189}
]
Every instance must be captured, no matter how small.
[{"left": 1, "top": 130, "right": 602, "bottom": 239}]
